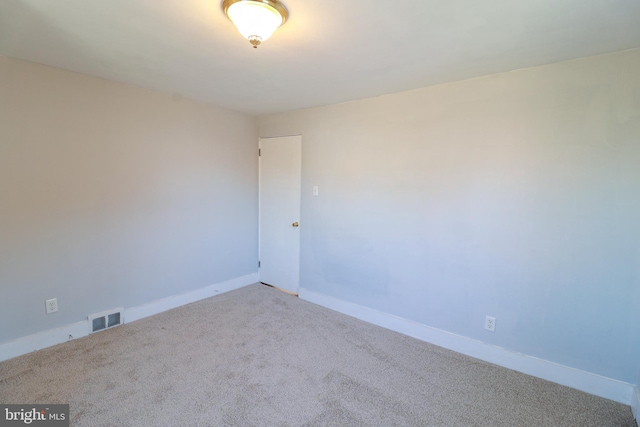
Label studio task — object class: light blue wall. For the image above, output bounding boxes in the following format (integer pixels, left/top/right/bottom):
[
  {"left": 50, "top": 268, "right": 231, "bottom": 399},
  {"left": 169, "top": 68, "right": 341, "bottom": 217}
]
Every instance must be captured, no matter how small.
[
  {"left": 260, "top": 49, "right": 640, "bottom": 384},
  {"left": 0, "top": 57, "right": 258, "bottom": 343}
]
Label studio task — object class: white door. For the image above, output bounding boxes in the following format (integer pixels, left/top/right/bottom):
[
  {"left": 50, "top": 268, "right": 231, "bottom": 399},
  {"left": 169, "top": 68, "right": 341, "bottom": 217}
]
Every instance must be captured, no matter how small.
[{"left": 259, "top": 135, "right": 301, "bottom": 294}]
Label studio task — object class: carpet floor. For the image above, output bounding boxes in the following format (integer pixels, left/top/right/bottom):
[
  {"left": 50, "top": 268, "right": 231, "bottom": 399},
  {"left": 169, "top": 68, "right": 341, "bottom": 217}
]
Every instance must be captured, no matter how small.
[{"left": 0, "top": 283, "right": 635, "bottom": 426}]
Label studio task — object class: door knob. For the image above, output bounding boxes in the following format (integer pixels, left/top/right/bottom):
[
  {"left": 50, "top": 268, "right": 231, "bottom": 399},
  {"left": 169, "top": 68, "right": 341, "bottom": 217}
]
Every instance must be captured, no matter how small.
[{"left": 292, "top": 222, "right": 299, "bottom": 227}]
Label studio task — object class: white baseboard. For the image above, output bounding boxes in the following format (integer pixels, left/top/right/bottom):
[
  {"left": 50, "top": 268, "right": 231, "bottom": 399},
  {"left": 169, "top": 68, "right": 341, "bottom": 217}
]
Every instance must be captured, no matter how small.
[
  {"left": 631, "top": 385, "right": 639, "bottom": 421},
  {"left": 0, "top": 273, "right": 258, "bottom": 363},
  {"left": 0, "top": 321, "right": 91, "bottom": 363},
  {"left": 299, "top": 288, "right": 634, "bottom": 406},
  {"left": 124, "top": 273, "right": 258, "bottom": 323}
]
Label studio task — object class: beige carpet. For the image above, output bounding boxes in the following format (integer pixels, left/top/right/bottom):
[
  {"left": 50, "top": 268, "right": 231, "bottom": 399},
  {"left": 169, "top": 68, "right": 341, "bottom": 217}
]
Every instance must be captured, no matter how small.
[{"left": 0, "top": 284, "right": 635, "bottom": 426}]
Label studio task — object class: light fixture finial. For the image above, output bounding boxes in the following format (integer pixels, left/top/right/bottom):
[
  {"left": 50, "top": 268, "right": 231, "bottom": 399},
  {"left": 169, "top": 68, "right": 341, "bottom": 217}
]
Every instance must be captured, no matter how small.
[
  {"left": 222, "top": 0, "right": 289, "bottom": 48},
  {"left": 249, "top": 35, "right": 261, "bottom": 48}
]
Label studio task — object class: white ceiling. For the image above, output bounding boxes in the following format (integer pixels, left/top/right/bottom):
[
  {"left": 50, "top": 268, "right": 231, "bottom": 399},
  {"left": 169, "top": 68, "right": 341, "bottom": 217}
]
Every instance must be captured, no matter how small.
[{"left": 1, "top": 0, "right": 639, "bottom": 115}]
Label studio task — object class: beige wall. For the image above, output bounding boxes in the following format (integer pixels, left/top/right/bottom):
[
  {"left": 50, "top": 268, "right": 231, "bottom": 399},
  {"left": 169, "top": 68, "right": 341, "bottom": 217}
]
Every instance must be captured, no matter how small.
[
  {"left": 260, "top": 49, "right": 640, "bottom": 384},
  {"left": 0, "top": 57, "right": 258, "bottom": 342},
  {"left": 2, "top": 48, "right": 638, "bottom": 391}
]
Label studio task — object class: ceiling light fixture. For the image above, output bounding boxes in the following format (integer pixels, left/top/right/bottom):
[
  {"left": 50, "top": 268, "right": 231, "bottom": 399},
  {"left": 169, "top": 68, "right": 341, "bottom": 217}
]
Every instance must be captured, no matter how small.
[{"left": 222, "top": 0, "right": 288, "bottom": 48}]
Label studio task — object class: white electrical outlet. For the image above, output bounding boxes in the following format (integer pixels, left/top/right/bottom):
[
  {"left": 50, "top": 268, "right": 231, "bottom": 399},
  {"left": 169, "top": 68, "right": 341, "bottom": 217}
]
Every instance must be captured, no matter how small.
[
  {"left": 484, "top": 316, "right": 496, "bottom": 332},
  {"left": 46, "top": 298, "right": 58, "bottom": 314}
]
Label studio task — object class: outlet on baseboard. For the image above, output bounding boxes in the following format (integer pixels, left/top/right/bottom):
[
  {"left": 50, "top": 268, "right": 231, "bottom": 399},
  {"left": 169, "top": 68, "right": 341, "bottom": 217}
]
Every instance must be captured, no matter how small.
[
  {"left": 45, "top": 298, "right": 58, "bottom": 314},
  {"left": 484, "top": 316, "right": 496, "bottom": 332}
]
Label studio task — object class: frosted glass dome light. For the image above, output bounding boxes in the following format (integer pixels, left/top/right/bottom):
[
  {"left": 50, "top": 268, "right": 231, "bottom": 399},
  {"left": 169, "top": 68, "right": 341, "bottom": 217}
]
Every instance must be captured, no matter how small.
[{"left": 223, "top": 0, "right": 289, "bottom": 48}]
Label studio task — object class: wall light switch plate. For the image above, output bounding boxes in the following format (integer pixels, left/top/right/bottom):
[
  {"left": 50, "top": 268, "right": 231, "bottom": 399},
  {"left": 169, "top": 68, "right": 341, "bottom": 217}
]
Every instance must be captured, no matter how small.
[{"left": 313, "top": 186, "right": 319, "bottom": 196}]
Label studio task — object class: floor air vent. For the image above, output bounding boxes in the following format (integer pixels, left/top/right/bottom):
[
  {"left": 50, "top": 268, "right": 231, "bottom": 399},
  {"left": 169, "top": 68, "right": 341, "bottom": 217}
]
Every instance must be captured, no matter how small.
[{"left": 88, "top": 308, "right": 124, "bottom": 333}]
